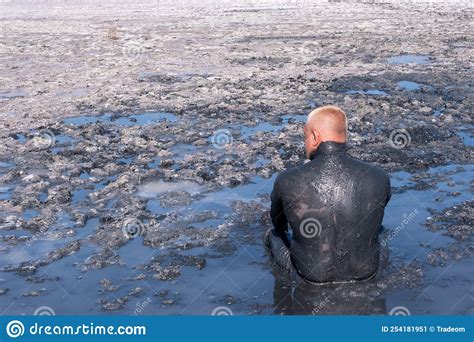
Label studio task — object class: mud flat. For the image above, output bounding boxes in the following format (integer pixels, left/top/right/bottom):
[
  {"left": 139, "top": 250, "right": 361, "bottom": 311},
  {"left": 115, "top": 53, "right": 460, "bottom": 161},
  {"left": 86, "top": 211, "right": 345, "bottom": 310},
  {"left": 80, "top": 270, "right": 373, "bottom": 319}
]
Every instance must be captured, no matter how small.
[{"left": 0, "top": 0, "right": 472, "bottom": 315}]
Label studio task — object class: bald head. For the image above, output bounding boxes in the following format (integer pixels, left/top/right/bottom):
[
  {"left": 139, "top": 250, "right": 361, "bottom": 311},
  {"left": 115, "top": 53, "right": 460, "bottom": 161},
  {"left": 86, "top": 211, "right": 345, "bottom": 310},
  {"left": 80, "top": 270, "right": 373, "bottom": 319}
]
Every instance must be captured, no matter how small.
[
  {"left": 306, "top": 105, "right": 348, "bottom": 140},
  {"left": 304, "top": 105, "right": 348, "bottom": 158}
]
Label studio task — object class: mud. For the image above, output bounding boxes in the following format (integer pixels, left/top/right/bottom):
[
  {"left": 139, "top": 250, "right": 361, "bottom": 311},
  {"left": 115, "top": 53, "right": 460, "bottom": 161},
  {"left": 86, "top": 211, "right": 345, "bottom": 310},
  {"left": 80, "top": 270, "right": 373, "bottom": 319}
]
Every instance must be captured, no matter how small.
[{"left": 0, "top": 0, "right": 473, "bottom": 315}]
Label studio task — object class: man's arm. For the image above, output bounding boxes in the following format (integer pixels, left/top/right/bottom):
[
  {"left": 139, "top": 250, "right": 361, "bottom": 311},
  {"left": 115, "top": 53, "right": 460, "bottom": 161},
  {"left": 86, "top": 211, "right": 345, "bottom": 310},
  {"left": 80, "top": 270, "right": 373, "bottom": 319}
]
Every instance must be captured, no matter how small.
[
  {"left": 270, "top": 176, "right": 289, "bottom": 241},
  {"left": 379, "top": 175, "right": 392, "bottom": 234},
  {"left": 385, "top": 176, "right": 391, "bottom": 206}
]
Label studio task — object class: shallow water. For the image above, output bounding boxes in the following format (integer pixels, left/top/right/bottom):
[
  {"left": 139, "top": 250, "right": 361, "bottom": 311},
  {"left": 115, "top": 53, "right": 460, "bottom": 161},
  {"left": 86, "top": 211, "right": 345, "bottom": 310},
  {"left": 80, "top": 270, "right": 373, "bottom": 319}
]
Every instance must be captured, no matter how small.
[
  {"left": 63, "top": 112, "right": 178, "bottom": 126},
  {"left": 387, "top": 55, "right": 431, "bottom": 65},
  {"left": 281, "top": 114, "right": 307, "bottom": 125},
  {"left": 397, "top": 80, "right": 424, "bottom": 91},
  {"left": 1, "top": 148, "right": 472, "bottom": 314},
  {"left": 0, "top": 90, "right": 28, "bottom": 99},
  {"left": 239, "top": 122, "right": 283, "bottom": 139},
  {"left": 457, "top": 131, "right": 474, "bottom": 147},
  {"left": 345, "top": 89, "right": 389, "bottom": 96},
  {"left": 1, "top": 112, "right": 472, "bottom": 315},
  {"left": 143, "top": 175, "right": 276, "bottom": 223},
  {"left": 136, "top": 180, "right": 205, "bottom": 198}
]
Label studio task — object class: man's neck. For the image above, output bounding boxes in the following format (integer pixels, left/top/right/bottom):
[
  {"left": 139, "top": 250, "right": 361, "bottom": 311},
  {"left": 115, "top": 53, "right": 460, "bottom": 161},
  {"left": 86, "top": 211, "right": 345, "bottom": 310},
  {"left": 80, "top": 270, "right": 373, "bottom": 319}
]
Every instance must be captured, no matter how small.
[{"left": 309, "top": 141, "right": 347, "bottom": 160}]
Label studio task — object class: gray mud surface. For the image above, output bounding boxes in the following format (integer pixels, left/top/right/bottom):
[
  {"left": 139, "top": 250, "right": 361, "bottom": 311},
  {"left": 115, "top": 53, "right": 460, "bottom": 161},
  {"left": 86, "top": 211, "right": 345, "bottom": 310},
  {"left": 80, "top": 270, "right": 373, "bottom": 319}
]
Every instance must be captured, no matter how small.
[{"left": 0, "top": 0, "right": 472, "bottom": 315}]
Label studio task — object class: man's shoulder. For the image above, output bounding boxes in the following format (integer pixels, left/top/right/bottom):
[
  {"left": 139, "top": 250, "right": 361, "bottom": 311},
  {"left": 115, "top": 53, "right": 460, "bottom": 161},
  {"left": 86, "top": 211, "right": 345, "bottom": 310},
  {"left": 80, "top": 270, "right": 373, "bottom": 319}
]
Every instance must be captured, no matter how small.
[
  {"left": 347, "top": 155, "right": 390, "bottom": 183},
  {"left": 274, "top": 163, "right": 307, "bottom": 189}
]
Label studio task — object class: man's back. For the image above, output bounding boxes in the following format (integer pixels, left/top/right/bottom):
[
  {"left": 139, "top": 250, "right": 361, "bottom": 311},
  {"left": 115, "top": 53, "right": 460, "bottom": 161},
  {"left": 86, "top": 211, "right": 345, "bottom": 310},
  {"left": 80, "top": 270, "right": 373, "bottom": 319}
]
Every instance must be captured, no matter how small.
[{"left": 270, "top": 141, "right": 391, "bottom": 283}]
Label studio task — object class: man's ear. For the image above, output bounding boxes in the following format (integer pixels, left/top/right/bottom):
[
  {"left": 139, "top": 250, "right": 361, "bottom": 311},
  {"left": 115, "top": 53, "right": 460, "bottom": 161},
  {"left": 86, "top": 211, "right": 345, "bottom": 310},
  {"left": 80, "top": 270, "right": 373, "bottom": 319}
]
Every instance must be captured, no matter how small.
[{"left": 312, "top": 130, "right": 320, "bottom": 146}]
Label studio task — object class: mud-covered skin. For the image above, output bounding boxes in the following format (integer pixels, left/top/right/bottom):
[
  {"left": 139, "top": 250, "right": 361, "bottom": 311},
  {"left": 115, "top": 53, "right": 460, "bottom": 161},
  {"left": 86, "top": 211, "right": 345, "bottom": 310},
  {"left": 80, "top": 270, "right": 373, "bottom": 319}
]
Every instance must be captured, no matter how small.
[{"left": 269, "top": 142, "right": 390, "bottom": 283}]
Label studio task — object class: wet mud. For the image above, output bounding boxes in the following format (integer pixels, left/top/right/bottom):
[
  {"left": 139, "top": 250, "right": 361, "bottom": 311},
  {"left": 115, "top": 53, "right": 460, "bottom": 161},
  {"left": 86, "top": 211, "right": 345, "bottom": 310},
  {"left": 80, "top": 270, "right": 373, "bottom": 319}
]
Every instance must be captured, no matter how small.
[{"left": 0, "top": 0, "right": 472, "bottom": 315}]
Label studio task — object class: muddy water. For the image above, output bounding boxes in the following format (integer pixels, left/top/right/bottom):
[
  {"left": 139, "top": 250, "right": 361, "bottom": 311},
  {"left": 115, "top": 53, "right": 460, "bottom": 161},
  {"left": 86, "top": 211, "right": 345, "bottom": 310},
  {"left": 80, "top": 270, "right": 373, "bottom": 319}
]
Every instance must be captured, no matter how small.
[
  {"left": 0, "top": 110, "right": 472, "bottom": 315},
  {"left": 63, "top": 112, "right": 179, "bottom": 127},
  {"left": 387, "top": 54, "right": 432, "bottom": 65}
]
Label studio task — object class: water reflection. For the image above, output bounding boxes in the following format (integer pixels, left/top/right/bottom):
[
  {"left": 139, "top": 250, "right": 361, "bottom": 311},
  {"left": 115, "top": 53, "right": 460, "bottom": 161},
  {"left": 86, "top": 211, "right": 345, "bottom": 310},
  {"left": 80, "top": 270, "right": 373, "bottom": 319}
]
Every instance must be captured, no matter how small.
[{"left": 272, "top": 266, "right": 387, "bottom": 315}]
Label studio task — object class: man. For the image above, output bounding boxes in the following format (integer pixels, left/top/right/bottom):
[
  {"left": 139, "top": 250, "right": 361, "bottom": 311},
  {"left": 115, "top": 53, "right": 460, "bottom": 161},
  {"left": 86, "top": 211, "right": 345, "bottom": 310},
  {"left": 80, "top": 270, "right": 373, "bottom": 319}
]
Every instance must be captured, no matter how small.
[{"left": 266, "top": 105, "right": 391, "bottom": 284}]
